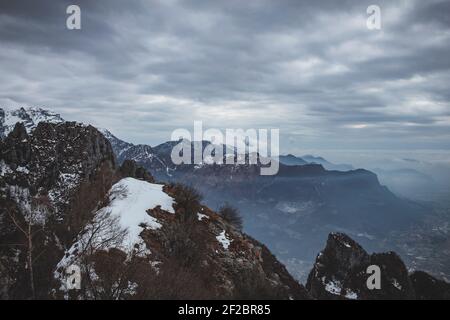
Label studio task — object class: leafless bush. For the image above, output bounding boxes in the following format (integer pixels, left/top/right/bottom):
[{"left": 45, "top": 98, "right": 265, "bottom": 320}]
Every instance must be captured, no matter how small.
[
  {"left": 219, "top": 203, "right": 243, "bottom": 231},
  {"left": 170, "top": 183, "right": 203, "bottom": 223},
  {"left": 78, "top": 210, "right": 128, "bottom": 256}
]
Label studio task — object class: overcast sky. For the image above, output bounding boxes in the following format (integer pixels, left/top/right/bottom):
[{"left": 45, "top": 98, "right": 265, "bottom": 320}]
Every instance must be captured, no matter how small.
[{"left": 1, "top": 0, "right": 449, "bottom": 152}]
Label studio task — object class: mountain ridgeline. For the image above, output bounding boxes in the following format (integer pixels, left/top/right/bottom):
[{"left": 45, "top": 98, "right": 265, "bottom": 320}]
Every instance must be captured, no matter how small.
[
  {"left": 0, "top": 107, "right": 447, "bottom": 300},
  {"left": 0, "top": 115, "right": 308, "bottom": 299},
  {"left": 100, "top": 126, "right": 428, "bottom": 279}
]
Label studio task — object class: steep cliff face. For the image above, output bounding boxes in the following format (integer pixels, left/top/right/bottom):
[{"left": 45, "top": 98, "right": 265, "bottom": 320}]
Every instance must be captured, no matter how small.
[
  {"left": 0, "top": 121, "right": 117, "bottom": 298},
  {"left": 306, "top": 233, "right": 450, "bottom": 300},
  {"left": 1, "top": 122, "right": 117, "bottom": 228}
]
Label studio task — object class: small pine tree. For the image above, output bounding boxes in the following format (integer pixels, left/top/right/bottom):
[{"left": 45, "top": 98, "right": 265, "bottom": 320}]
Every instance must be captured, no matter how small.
[{"left": 219, "top": 203, "right": 243, "bottom": 231}]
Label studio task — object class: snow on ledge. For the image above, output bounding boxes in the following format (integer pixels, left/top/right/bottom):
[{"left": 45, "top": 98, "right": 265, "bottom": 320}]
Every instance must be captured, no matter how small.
[
  {"left": 104, "top": 177, "right": 175, "bottom": 244},
  {"left": 197, "top": 213, "right": 209, "bottom": 221},
  {"left": 216, "top": 230, "right": 232, "bottom": 250}
]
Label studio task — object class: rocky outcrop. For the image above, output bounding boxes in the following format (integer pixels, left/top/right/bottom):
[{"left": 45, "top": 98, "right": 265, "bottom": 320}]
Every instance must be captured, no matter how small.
[
  {"left": 1, "top": 121, "right": 117, "bottom": 219},
  {"left": 307, "top": 232, "right": 449, "bottom": 300},
  {"left": 0, "top": 121, "right": 117, "bottom": 298},
  {"left": 119, "top": 159, "right": 155, "bottom": 183},
  {"left": 410, "top": 271, "right": 450, "bottom": 300},
  {"left": 138, "top": 191, "right": 310, "bottom": 300}
]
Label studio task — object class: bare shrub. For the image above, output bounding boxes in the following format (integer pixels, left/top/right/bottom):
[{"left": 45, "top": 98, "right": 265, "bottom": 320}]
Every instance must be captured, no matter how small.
[
  {"left": 170, "top": 183, "right": 203, "bottom": 223},
  {"left": 219, "top": 203, "right": 243, "bottom": 231}
]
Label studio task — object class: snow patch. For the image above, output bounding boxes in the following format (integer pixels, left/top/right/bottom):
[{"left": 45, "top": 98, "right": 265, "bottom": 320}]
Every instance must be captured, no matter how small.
[
  {"left": 323, "top": 277, "right": 342, "bottom": 295},
  {"left": 345, "top": 289, "right": 358, "bottom": 300},
  {"left": 7, "top": 185, "right": 47, "bottom": 225},
  {"left": 15, "top": 166, "right": 29, "bottom": 174},
  {"left": 197, "top": 213, "right": 209, "bottom": 221},
  {"left": 216, "top": 230, "right": 232, "bottom": 250},
  {"left": 0, "top": 161, "right": 12, "bottom": 176},
  {"left": 102, "top": 178, "right": 175, "bottom": 244},
  {"left": 48, "top": 172, "right": 80, "bottom": 208},
  {"left": 392, "top": 279, "right": 402, "bottom": 290}
]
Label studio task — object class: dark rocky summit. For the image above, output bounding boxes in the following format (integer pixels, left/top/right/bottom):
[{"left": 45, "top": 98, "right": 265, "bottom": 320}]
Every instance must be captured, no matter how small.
[{"left": 306, "top": 232, "right": 450, "bottom": 300}]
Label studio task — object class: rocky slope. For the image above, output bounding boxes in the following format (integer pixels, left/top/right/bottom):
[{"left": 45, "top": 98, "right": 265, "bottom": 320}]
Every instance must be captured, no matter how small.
[
  {"left": 0, "top": 121, "right": 117, "bottom": 298},
  {"left": 0, "top": 121, "right": 309, "bottom": 300}
]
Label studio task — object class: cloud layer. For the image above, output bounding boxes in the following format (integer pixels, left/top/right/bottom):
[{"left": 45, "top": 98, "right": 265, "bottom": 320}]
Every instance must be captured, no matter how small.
[{"left": 0, "top": 0, "right": 449, "bottom": 151}]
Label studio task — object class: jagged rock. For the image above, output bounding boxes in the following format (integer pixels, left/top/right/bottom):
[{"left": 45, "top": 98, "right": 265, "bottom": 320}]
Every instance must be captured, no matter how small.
[
  {"left": 1, "top": 123, "right": 32, "bottom": 168},
  {"left": 119, "top": 159, "right": 154, "bottom": 183},
  {"left": 369, "top": 252, "right": 415, "bottom": 299},
  {"left": 307, "top": 232, "right": 448, "bottom": 300},
  {"left": 0, "top": 121, "right": 117, "bottom": 298},
  {"left": 306, "top": 232, "right": 371, "bottom": 300}
]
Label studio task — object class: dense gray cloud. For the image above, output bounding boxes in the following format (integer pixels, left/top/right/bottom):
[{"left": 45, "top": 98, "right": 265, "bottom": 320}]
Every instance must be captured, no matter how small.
[{"left": 0, "top": 0, "right": 449, "bottom": 151}]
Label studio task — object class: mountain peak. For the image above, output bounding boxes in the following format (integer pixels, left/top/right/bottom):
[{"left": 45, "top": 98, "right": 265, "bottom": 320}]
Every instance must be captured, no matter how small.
[{"left": 0, "top": 107, "right": 64, "bottom": 138}]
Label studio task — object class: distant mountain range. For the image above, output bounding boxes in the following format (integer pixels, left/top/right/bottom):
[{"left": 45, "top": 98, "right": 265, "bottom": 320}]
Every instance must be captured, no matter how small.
[
  {"left": 280, "top": 154, "right": 354, "bottom": 171},
  {"left": 89, "top": 120, "right": 430, "bottom": 281},
  {"left": 1, "top": 108, "right": 448, "bottom": 300},
  {"left": 0, "top": 107, "right": 435, "bottom": 283}
]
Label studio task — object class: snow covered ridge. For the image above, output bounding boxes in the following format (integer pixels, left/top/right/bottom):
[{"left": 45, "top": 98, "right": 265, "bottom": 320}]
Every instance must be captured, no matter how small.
[
  {"left": 104, "top": 177, "right": 175, "bottom": 243},
  {"left": 0, "top": 107, "right": 64, "bottom": 138},
  {"left": 54, "top": 178, "right": 175, "bottom": 289},
  {"left": 67, "top": 177, "right": 174, "bottom": 250}
]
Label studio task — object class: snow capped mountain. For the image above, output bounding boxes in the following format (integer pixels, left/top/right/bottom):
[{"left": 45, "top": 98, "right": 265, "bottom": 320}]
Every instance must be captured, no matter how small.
[
  {"left": 104, "top": 130, "right": 174, "bottom": 176},
  {"left": 0, "top": 107, "right": 64, "bottom": 138},
  {"left": 97, "top": 128, "right": 133, "bottom": 158}
]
